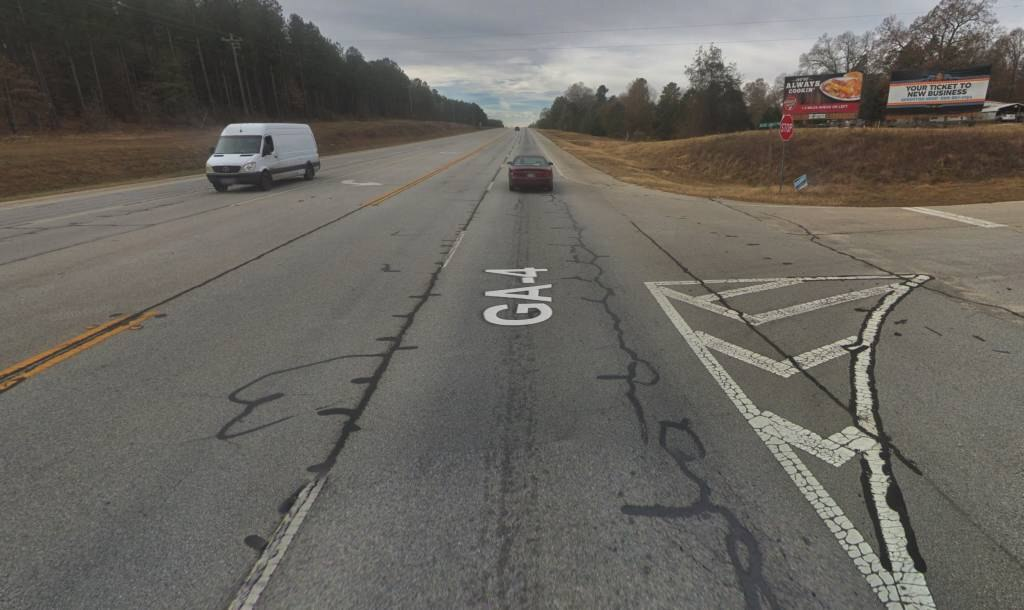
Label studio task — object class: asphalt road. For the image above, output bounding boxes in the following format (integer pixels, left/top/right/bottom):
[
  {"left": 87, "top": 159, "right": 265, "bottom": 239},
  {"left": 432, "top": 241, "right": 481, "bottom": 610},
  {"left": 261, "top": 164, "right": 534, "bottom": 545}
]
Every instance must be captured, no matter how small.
[{"left": 1, "top": 127, "right": 1022, "bottom": 609}]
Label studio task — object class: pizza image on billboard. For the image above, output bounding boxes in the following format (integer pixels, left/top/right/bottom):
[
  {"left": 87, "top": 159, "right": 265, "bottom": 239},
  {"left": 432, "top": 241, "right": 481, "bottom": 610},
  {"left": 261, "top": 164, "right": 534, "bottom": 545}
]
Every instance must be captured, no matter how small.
[
  {"left": 783, "top": 72, "right": 862, "bottom": 120},
  {"left": 886, "top": 65, "right": 991, "bottom": 117}
]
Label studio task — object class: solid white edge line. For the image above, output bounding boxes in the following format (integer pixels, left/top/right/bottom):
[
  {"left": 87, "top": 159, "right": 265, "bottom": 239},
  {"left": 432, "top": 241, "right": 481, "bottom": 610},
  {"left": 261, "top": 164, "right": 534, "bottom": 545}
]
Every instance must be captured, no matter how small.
[
  {"left": 529, "top": 132, "right": 570, "bottom": 180},
  {"left": 851, "top": 275, "right": 934, "bottom": 608},
  {"left": 442, "top": 230, "right": 466, "bottom": 269},
  {"left": 228, "top": 478, "right": 326, "bottom": 610},
  {"left": 902, "top": 207, "right": 1006, "bottom": 228}
]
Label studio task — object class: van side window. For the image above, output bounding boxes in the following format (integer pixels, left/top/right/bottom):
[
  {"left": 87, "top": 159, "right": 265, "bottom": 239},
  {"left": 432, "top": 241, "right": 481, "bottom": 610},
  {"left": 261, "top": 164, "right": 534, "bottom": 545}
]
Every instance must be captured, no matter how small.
[{"left": 263, "top": 136, "right": 274, "bottom": 155}]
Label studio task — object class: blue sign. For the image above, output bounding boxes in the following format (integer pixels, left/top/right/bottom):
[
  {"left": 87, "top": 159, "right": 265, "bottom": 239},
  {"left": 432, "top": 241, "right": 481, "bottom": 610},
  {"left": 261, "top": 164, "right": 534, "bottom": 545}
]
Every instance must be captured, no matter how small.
[{"left": 793, "top": 174, "right": 809, "bottom": 191}]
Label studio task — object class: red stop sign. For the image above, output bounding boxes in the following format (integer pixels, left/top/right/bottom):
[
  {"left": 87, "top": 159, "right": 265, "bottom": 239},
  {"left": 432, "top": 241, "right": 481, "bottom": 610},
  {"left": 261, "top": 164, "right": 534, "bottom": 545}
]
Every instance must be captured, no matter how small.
[{"left": 779, "top": 114, "right": 795, "bottom": 142}]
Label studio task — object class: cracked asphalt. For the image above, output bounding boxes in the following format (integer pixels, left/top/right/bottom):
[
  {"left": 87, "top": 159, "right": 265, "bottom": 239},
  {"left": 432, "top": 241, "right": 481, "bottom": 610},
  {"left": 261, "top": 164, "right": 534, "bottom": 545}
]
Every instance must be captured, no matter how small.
[{"left": 1, "top": 128, "right": 1023, "bottom": 609}]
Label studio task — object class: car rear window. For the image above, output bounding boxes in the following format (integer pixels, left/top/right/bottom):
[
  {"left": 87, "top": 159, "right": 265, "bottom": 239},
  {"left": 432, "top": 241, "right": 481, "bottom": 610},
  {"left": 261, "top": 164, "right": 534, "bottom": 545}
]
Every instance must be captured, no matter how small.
[{"left": 512, "top": 156, "right": 548, "bottom": 166}]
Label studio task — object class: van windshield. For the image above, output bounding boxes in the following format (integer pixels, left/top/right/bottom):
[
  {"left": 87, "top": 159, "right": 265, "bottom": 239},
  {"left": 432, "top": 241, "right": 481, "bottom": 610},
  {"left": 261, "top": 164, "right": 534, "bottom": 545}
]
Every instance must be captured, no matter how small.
[{"left": 214, "top": 135, "right": 263, "bottom": 155}]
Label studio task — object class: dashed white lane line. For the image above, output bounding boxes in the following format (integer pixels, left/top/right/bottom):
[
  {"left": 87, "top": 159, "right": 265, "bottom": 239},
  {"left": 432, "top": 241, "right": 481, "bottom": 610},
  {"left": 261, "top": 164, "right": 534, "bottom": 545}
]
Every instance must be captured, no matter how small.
[
  {"left": 228, "top": 478, "right": 326, "bottom": 610},
  {"left": 902, "top": 206, "right": 1006, "bottom": 228},
  {"left": 442, "top": 230, "right": 466, "bottom": 269},
  {"left": 486, "top": 180, "right": 494, "bottom": 192}
]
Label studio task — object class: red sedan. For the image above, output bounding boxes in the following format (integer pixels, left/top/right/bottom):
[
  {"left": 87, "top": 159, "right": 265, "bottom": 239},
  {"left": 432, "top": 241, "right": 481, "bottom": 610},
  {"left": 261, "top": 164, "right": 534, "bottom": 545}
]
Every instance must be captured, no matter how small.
[{"left": 508, "top": 155, "right": 554, "bottom": 192}]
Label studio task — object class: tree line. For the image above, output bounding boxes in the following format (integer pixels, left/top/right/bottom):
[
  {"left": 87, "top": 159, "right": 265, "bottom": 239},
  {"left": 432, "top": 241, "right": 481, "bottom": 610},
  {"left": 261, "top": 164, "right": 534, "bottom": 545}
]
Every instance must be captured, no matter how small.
[
  {"left": 534, "top": 0, "right": 1023, "bottom": 139},
  {"left": 0, "top": 0, "right": 495, "bottom": 133},
  {"left": 533, "top": 45, "right": 753, "bottom": 140}
]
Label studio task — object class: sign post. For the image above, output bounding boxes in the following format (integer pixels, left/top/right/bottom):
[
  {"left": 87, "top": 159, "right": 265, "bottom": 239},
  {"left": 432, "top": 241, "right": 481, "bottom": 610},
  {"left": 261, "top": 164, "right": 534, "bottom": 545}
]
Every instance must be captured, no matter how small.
[{"left": 778, "top": 114, "right": 794, "bottom": 193}]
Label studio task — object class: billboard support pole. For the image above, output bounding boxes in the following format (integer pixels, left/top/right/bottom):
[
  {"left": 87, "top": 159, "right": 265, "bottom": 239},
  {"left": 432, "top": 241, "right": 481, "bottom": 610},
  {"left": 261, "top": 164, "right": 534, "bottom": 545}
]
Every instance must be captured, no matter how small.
[{"left": 779, "top": 140, "right": 786, "bottom": 193}]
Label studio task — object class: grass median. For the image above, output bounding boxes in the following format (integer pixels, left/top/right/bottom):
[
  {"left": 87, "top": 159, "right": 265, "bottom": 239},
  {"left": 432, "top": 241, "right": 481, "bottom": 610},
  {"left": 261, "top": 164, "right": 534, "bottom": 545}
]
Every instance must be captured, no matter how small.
[
  {"left": 0, "top": 120, "right": 480, "bottom": 203},
  {"left": 540, "top": 125, "right": 1024, "bottom": 207}
]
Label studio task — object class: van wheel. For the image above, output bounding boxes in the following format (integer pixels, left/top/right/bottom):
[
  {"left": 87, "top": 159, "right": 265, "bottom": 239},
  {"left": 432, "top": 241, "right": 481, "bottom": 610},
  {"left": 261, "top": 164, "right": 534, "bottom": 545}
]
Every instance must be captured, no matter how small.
[
  {"left": 212, "top": 181, "right": 228, "bottom": 193},
  {"left": 303, "top": 163, "right": 316, "bottom": 181},
  {"left": 259, "top": 171, "right": 273, "bottom": 191}
]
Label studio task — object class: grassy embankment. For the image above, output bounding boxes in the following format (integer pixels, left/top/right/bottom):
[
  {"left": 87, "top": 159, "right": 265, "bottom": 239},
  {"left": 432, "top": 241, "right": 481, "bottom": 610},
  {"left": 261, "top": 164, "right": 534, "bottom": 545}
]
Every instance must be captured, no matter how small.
[
  {"left": 0, "top": 120, "right": 479, "bottom": 202},
  {"left": 540, "top": 125, "right": 1024, "bottom": 206}
]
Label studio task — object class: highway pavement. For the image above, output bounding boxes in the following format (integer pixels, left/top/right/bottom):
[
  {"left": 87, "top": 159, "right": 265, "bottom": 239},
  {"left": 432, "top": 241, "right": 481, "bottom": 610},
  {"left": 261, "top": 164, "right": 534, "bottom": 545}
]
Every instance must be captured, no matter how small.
[{"left": 1, "top": 127, "right": 1022, "bottom": 609}]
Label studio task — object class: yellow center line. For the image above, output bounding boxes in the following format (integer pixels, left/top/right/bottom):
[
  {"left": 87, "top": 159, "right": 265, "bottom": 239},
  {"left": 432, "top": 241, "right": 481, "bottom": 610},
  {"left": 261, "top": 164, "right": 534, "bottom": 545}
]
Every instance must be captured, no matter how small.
[
  {"left": 0, "top": 310, "right": 160, "bottom": 392},
  {"left": 361, "top": 133, "right": 506, "bottom": 208},
  {"left": 0, "top": 132, "right": 508, "bottom": 394}
]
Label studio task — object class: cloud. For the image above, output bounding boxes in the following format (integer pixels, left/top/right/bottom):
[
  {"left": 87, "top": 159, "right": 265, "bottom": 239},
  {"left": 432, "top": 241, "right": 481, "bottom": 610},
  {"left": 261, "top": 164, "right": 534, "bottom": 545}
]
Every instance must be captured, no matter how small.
[{"left": 279, "top": 0, "right": 1024, "bottom": 126}]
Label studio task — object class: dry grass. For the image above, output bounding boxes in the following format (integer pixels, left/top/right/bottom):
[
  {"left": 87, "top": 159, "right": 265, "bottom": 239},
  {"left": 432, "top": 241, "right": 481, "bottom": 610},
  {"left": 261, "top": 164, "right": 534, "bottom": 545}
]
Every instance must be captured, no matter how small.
[
  {"left": 541, "top": 125, "right": 1024, "bottom": 206},
  {"left": 0, "top": 120, "right": 478, "bottom": 202}
]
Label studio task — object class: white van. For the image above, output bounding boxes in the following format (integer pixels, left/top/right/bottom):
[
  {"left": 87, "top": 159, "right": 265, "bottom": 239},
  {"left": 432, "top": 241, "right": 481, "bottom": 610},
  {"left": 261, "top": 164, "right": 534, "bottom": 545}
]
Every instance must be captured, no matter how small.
[{"left": 205, "top": 123, "right": 320, "bottom": 192}]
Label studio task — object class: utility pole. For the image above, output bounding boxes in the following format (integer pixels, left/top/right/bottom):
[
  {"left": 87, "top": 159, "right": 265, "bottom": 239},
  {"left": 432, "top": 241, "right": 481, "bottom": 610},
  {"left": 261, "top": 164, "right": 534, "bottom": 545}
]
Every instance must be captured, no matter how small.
[
  {"left": 88, "top": 41, "right": 105, "bottom": 110},
  {"left": 222, "top": 34, "right": 248, "bottom": 116},
  {"left": 195, "top": 37, "right": 215, "bottom": 111},
  {"left": 166, "top": 27, "right": 178, "bottom": 64},
  {"left": 16, "top": 0, "right": 59, "bottom": 127},
  {"left": 269, "top": 68, "right": 280, "bottom": 117},
  {"left": 65, "top": 42, "right": 86, "bottom": 115},
  {"left": 119, "top": 45, "right": 137, "bottom": 113}
]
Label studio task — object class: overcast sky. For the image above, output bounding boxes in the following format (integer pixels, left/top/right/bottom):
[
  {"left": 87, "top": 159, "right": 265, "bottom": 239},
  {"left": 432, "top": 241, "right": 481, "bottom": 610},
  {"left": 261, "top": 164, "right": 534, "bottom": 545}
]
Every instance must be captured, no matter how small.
[{"left": 278, "top": 0, "right": 1024, "bottom": 126}]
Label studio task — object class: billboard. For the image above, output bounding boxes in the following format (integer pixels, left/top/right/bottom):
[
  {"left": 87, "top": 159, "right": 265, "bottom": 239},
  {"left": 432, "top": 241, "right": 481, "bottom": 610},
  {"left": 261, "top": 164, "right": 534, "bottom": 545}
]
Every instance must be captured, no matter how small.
[
  {"left": 886, "top": 66, "right": 990, "bottom": 117},
  {"left": 782, "top": 72, "right": 863, "bottom": 120}
]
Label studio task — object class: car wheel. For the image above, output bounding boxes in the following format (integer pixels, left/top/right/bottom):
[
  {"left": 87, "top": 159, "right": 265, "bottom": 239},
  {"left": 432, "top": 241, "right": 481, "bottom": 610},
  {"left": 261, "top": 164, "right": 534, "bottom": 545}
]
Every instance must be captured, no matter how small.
[
  {"left": 212, "top": 181, "right": 228, "bottom": 193},
  {"left": 303, "top": 163, "right": 315, "bottom": 181},
  {"left": 259, "top": 170, "right": 273, "bottom": 191}
]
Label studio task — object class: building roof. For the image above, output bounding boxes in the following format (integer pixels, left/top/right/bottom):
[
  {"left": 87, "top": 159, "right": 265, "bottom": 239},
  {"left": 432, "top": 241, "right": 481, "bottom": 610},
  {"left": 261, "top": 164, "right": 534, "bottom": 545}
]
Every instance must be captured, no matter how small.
[{"left": 980, "top": 101, "right": 1024, "bottom": 112}]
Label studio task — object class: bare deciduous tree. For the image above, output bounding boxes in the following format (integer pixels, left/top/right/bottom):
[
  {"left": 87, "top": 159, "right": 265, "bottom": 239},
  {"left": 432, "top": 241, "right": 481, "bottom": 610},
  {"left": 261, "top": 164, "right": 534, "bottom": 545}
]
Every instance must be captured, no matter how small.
[{"left": 800, "top": 31, "right": 875, "bottom": 74}]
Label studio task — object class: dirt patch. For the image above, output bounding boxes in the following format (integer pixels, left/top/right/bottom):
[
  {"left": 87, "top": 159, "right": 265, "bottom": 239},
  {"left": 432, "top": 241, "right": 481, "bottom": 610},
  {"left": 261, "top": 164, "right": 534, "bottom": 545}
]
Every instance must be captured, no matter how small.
[
  {"left": 0, "top": 120, "right": 479, "bottom": 202},
  {"left": 540, "top": 127, "right": 1024, "bottom": 206}
]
